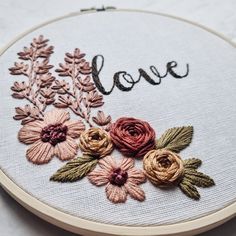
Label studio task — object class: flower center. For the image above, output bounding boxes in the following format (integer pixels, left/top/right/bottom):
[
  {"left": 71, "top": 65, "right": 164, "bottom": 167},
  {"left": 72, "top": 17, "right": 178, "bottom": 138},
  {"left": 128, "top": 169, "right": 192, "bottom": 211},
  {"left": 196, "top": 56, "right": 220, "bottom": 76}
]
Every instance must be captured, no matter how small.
[
  {"left": 159, "top": 157, "right": 171, "bottom": 168},
  {"left": 41, "top": 123, "right": 68, "bottom": 146},
  {"left": 128, "top": 127, "right": 138, "bottom": 136},
  {"left": 91, "top": 133, "right": 101, "bottom": 140},
  {"left": 109, "top": 167, "right": 128, "bottom": 186}
]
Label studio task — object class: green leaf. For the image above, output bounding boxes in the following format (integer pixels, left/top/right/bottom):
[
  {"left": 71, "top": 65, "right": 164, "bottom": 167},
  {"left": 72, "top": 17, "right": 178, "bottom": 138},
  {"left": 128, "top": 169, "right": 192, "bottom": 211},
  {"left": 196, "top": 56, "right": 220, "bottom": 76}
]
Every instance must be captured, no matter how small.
[
  {"left": 179, "top": 179, "right": 200, "bottom": 200},
  {"left": 184, "top": 158, "right": 202, "bottom": 170},
  {"left": 184, "top": 169, "right": 215, "bottom": 188},
  {"left": 156, "top": 126, "right": 193, "bottom": 153},
  {"left": 50, "top": 155, "right": 98, "bottom": 182}
]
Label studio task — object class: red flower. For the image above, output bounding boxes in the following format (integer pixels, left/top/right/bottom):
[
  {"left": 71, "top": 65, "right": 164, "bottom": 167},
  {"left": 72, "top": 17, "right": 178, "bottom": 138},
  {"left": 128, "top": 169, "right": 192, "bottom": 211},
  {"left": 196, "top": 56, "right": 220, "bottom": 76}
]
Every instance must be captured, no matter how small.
[{"left": 110, "top": 117, "right": 156, "bottom": 158}]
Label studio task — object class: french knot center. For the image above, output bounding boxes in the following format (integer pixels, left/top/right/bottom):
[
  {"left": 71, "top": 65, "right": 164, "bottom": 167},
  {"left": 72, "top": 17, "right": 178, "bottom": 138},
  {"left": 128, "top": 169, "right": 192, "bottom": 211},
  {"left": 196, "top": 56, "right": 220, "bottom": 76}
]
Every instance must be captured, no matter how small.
[
  {"left": 109, "top": 167, "right": 128, "bottom": 186},
  {"left": 41, "top": 123, "right": 68, "bottom": 146},
  {"left": 159, "top": 157, "right": 172, "bottom": 168}
]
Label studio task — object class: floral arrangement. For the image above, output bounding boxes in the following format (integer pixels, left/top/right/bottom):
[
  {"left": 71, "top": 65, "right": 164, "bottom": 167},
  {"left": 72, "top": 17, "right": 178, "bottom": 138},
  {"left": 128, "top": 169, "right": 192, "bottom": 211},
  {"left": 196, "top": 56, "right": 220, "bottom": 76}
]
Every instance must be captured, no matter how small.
[{"left": 9, "top": 35, "right": 215, "bottom": 204}]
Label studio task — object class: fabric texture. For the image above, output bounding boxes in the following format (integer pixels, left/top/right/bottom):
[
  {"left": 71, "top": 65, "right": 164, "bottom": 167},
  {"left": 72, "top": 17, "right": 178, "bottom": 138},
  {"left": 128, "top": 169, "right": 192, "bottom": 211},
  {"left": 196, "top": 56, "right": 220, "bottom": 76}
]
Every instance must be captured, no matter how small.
[{"left": 0, "top": 11, "right": 236, "bottom": 226}]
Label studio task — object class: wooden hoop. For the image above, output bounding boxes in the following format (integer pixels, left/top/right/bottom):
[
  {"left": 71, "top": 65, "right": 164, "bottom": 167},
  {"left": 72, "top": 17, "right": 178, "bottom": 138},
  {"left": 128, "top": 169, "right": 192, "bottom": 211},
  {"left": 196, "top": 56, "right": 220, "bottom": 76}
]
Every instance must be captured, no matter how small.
[{"left": 0, "top": 9, "right": 235, "bottom": 236}]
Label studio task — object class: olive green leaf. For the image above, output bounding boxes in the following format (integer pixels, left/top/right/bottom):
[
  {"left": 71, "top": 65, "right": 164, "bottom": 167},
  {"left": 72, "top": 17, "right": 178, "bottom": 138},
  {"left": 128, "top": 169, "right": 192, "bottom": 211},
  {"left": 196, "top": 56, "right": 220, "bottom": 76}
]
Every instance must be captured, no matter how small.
[
  {"left": 184, "top": 169, "right": 215, "bottom": 188},
  {"left": 179, "top": 179, "right": 200, "bottom": 200},
  {"left": 156, "top": 126, "right": 193, "bottom": 153},
  {"left": 184, "top": 158, "right": 202, "bottom": 170},
  {"left": 50, "top": 155, "right": 98, "bottom": 182},
  {"left": 179, "top": 159, "right": 215, "bottom": 200}
]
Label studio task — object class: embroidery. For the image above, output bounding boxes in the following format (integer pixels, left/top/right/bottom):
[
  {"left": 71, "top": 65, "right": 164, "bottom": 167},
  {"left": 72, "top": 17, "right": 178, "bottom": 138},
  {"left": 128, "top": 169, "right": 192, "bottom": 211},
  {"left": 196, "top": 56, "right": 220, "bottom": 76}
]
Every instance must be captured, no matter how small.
[
  {"left": 51, "top": 127, "right": 113, "bottom": 181},
  {"left": 18, "top": 109, "right": 85, "bottom": 164},
  {"left": 53, "top": 49, "right": 105, "bottom": 127},
  {"left": 9, "top": 36, "right": 112, "bottom": 164},
  {"left": 50, "top": 155, "right": 98, "bottom": 182},
  {"left": 143, "top": 149, "right": 184, "bottom": 187},
  {"left": 92, "top": 55, "right": 189, "bottom": 95},
  {"left": 79, "top": 127, "right": 113, "bottom": 158},
  {"left": 9, "top": 35, "right": 214, "bottom": 203},
  {"left": 156, "top": 126, "right": 193, "bottom": 153},
  {"left": 179, "top": 158, "right": 215, "bottom": 200},
  {"left": 110, "top": 117, "right": 156, "bottom": 158},
  {"left": 88, "top": 156, "right": 146, "bottom": 203},
  {"left": 92, "top": 110, "right": 112, "bottom": 131},
  {"left": 9, "top": 35, "right": 54, "bottom": 124},
  {"left": 143, "top": 126, "right": 215, "bottom": 200}
]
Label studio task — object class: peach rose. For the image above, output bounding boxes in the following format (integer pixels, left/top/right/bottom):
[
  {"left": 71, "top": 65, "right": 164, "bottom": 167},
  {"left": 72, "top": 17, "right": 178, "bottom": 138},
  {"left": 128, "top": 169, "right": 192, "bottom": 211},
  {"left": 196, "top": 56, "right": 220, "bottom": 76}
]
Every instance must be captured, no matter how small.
[
  {"left": 143, "top": 149, "right": 184, "bottom": 186},
  {"left": 79, "top": 127, "right": 113, "bottom": 157}
]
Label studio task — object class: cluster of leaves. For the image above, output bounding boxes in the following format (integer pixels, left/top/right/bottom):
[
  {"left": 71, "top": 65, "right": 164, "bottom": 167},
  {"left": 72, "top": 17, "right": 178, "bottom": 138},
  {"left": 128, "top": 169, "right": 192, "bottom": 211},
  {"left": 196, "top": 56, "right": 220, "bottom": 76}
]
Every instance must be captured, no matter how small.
[
  {"left": 9, "top": 35, "right": 55, "bottom": 124},
  {"left": 179, "top": 158, "right": 215, "bottom": 200},
  {"left": 157, "top": 126, "right": 215, "bottom": 200}
]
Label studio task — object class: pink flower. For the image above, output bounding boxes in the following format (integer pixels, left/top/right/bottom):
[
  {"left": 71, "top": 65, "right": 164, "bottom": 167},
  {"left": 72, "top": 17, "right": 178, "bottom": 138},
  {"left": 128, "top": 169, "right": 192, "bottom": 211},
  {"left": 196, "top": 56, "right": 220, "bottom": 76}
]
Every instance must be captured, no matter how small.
[
  {"left": 88, "top": 156, "right": 146, "bottom": 203},
  {"left": 18, "top": 109, "right": 85, "bottom": 164}
]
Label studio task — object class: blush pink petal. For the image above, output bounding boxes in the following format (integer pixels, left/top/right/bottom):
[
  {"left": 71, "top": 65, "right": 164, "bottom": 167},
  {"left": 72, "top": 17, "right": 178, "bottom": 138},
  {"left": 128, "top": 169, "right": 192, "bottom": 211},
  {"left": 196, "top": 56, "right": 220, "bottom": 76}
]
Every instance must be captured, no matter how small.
[
  {"left": 98, "top": 156, "right": 117, "bottom": 172},
  {"left": 120, "top": 157, "right": 134, "bottom": 171},
  {"left": 44, "top": 109, "right": 70, "bottom": 125},
  {"left": 26, "top": 140, "right": 54, "bottom": 164},
  {"left": 105, "top": 183, "right": 127, "bottom": 203},
  {"left": 64, "top": 120, "right": 85, "bottom": 138},
  {"left": 88, "top": 170, "right": 110, "bottom": 186},
  {"left": 124, "top": 182, "right": 145, "bottom": 201},
  {"left": 18, "top": 120, "right": 44, "bottom": 144},
  {"left": 54, "top": 136, "right": 78, "bottom": 161},
  {"left": 127, "top": 168, "right": 146, "bottom": 184}
]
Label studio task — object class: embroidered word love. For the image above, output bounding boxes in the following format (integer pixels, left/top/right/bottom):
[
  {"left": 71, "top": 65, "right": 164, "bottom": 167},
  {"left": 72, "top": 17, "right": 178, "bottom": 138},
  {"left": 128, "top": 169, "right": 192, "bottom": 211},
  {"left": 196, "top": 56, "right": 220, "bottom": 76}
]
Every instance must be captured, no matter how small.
[{"left": 92, "top": 55, "right": 190, "bottom": 95}]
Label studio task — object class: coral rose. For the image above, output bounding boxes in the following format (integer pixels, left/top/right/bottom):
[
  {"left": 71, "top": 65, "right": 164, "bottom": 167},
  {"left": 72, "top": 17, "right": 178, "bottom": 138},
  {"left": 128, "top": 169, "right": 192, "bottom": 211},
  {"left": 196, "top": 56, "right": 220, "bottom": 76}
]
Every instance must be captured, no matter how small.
[
  {"left": 110, "top": 117, "right": 156, "bottom": 158},
  {"left": 143, "top": 149, "right": 184, "bottom": 186},
  {"left": 79, "top": 127, "right": 113, "bottom": 157}
]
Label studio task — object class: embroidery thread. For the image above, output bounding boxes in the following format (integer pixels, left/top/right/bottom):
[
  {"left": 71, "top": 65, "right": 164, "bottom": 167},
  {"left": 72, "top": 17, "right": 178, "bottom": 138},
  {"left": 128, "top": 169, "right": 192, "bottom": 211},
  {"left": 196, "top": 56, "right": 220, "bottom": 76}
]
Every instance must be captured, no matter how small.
[
  {"left": 79, "top": 127, "right": 114, "bottom": 157},
  {"left": 110, "top": 117, "right": 156, "bottom": 158},
  {"left": 50, "top": 155, "right": 98, "bottom": 182},
  {"left": 50, "top": 127, "right": 114, "bottom": 181},
  {"left": 179, "top": 158, "right": 215, "bottom": 200},
  {"left": 53, "top": 49, "right": 103, "bottom": 127},
  {"left": 9, "top": 35, "right": 215, "bottom": 203},
  {"left": 143, "top": 149, "right": 184, "bottom": 187},
  {"left": 92, "top": 54, "right": 189, "bottom": 95},
  {"left": 9, "top": 35, "right": 55, "bottom": 124},
  {"left": 156, "top": 126, "right": 194, "bottom": 153},
  {"left": 9, "top": 36, "right": 112, "bottom": 164},
  {"left": 143, "top": 125, "right": 215, "bottom": 200},
  {"left": 88, "top": 156, "right": 146, "bottom": 203},
  {"left": 18, "top": 109, "right": 85, "bottom": 164}
]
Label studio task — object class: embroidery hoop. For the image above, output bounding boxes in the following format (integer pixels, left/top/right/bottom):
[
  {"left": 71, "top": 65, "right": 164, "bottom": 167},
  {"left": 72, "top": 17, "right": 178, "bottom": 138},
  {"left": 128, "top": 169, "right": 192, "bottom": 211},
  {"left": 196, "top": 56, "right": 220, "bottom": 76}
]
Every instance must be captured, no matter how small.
[{"left": 0, "top": 8, "right": 235, "bottom": 236}]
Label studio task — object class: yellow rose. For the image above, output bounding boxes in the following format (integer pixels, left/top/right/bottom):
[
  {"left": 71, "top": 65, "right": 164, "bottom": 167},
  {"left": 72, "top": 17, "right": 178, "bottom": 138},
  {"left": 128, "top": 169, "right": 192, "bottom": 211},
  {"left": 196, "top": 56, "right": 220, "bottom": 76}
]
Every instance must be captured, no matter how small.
[
  {"left": 143, "top": 149, "right": 184, "bottom": 187},
  {"left": 79, "top": 127, "right": 113, "bottom": 157}
]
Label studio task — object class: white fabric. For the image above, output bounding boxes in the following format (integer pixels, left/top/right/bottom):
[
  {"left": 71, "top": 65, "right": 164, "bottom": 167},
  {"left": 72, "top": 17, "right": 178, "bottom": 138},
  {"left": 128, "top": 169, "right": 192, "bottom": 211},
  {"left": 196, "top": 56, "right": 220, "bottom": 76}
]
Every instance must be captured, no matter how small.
[{"left": 0, "top": 11, "right": 236, "bottom": 226}]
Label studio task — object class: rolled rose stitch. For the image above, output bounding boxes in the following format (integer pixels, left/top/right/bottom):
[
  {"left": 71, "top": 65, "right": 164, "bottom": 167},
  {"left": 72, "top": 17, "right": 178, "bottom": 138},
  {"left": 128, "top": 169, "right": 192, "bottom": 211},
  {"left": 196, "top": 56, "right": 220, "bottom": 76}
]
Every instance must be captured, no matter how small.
[
  {"left": 143, "top": 149, "right": 184, "bottom": 187},
  {"left": 110, "top": 117, "right": 156, "bottom": 158},
  {"left": 79, "top": 127, "right": 113, "bottom": 157}
]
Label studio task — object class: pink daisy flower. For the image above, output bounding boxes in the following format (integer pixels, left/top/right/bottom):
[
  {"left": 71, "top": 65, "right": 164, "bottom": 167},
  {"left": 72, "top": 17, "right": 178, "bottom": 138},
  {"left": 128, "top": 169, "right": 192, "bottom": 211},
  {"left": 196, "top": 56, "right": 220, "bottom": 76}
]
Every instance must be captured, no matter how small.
[
  {"left": 88, "top": 156, "right": 146, "bottom": 203},
  {"left": 18, "top": 109, "right": 85, "bottom": 164}
]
